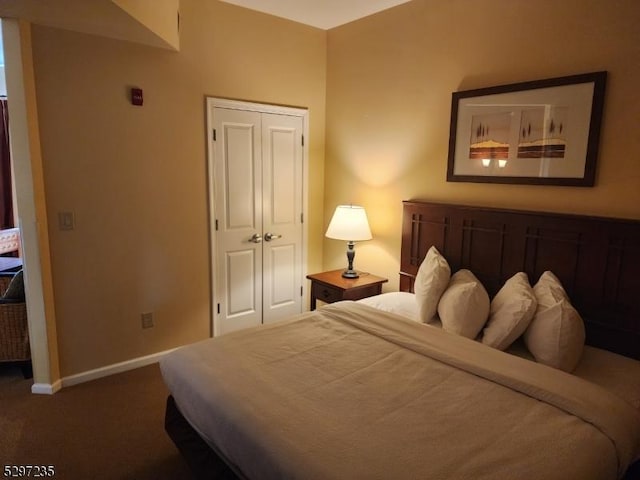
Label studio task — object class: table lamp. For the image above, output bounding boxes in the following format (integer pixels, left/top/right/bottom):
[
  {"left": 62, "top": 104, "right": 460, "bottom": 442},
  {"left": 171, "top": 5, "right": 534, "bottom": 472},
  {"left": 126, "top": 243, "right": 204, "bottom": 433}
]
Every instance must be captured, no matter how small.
[{"left": 325, "top": 205, "right": 372, "bottom": 278}]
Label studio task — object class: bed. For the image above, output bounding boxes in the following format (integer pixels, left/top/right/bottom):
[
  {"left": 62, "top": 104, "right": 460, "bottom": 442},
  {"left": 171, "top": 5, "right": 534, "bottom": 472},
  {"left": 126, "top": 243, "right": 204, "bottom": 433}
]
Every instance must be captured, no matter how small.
[{"left": 161, "top": 200, "right": 640, "bottom": 480}]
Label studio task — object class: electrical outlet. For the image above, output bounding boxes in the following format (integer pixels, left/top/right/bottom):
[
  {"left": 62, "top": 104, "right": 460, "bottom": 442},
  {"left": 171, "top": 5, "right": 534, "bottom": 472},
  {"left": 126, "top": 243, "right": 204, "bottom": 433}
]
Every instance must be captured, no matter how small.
[{"left": 141, "top": 312, "right": 154, "bottom": 329}]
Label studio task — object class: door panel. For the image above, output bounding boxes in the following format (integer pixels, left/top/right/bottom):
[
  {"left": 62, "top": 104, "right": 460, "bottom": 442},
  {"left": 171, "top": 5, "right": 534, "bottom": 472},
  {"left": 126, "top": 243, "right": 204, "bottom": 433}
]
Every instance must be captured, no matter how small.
[
  {"left": 270, "top": 129, "right": 296, "bottom": 224},
  {"left": 268, "top": 244, "right": 296, "bottom": 306},
  {"left": 226, "top": 249, "right": 257, "bottom": 316},
  {"left": 225, "top": 124, "right": 258, "bottom": 229}
]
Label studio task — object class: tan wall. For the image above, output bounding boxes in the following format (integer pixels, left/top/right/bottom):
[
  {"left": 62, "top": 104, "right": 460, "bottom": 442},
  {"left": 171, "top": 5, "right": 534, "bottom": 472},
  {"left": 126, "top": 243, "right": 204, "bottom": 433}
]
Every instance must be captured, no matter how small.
[
  {"left": 324, "top": 0, "right": 640, "bottom": 290},
  {"left": 31, "top": 0, "right": 326, "bottom": 376}
]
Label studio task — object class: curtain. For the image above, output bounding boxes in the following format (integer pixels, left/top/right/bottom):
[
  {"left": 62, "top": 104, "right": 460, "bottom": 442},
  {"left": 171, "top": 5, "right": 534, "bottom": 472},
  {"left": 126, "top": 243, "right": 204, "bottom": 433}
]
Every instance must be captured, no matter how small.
[{"left": 0, "top": 98, "right": 14, "bottom": 229}]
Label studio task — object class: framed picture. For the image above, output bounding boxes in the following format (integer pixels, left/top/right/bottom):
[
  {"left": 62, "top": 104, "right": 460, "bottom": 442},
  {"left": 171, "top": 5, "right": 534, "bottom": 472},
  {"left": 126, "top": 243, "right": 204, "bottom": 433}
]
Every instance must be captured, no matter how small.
[{"left": 446, "top": 71, "right": 607, "bottom": 186}]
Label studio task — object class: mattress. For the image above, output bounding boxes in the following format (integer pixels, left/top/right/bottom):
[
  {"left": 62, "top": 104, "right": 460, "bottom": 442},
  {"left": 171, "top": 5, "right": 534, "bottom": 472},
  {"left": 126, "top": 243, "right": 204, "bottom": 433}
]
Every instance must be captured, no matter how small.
[{"left": 160, "top": 301, "right": 640, "bottom": 480}]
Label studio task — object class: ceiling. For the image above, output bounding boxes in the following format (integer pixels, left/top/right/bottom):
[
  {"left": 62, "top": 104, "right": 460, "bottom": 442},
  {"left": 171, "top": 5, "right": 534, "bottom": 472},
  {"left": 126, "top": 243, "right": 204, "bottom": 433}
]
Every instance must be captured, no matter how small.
[{"left": 219, "top": 0, "right": 413, "bottom": 30}]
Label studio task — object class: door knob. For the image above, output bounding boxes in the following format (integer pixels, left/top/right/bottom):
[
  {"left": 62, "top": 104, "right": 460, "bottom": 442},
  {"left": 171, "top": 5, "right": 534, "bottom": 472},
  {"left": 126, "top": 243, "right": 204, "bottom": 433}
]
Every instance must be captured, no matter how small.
[
  {"left": 250, "top": 233, "right": 262, "bottom": 243},
  {"left": 264, "top": 232, "right": 282, "bottom": 242}
]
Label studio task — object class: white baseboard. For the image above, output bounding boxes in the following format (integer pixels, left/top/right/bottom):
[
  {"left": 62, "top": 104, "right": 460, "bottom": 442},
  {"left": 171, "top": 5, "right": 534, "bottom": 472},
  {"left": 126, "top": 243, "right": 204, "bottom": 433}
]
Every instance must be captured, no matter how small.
[
  {"left": 29, "top": 348, "right": 177, "bottom": 394},
  {"left": 31, "top": 379, "right": 62, "bottom": 395},
  {"left": 60, "top": 348, "right": 177, "bottom": 388}
]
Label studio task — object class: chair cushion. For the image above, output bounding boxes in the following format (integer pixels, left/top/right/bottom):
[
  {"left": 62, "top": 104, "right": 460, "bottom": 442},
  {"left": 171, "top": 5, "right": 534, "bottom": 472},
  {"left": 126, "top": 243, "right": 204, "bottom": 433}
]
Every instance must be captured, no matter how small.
[{"left": 3, "top": 270, "right": 25, "bottom": 301}]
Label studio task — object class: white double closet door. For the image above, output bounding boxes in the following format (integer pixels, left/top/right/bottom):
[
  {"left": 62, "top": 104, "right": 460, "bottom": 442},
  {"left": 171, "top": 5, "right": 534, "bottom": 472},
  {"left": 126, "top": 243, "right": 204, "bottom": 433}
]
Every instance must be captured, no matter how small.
[{"left": 208, "top": 99, "right": 306, "bottom": 335}]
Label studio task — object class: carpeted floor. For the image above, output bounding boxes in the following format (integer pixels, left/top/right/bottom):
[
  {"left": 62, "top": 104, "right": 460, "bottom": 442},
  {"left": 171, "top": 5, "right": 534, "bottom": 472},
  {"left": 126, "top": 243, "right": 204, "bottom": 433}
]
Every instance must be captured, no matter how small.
[{"left": 0, "top": 363, "right": 194, "bottom": 479}]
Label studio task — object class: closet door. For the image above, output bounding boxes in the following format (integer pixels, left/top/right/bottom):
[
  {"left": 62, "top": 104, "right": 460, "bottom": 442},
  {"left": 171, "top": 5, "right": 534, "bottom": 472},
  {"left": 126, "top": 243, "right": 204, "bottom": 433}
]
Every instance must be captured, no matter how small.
[
  {"left": 261, "top": 113, "right": 303, "bottom": 324},
  {"left": 210, "top": 101, "right": 305, "bottom": 335},
  {"left": 213, "top": 108, "right": 264, "bottom": 334}
]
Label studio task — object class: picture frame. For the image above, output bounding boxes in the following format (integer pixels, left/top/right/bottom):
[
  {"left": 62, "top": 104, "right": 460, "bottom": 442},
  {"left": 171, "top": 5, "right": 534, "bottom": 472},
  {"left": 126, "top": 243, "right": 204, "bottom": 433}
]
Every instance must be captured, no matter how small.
[{"left": 446, "top": 71, "right": 607, "bottom": 186}]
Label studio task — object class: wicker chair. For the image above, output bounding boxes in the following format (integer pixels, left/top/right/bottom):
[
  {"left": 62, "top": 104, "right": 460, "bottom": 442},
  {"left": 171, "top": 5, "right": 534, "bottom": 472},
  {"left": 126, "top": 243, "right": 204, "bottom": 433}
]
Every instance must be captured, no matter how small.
[{"left": 0, "top": 272, "right": 32, "bottom": 378}]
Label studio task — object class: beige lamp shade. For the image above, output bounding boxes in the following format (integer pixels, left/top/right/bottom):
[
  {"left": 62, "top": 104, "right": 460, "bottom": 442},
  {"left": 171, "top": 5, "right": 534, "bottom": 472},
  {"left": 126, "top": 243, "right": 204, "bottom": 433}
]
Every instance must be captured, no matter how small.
[
  {"left": 325, "top": 205, "right": 372, "bottom": 241},
  {"left": 325, "top": 205, "right": 372, "bottom": 278}
]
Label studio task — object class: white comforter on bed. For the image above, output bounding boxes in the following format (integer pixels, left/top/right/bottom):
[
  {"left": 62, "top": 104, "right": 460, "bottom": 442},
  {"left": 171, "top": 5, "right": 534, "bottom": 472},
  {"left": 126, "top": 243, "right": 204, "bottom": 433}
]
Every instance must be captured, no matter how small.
[
  {"left": 358, "top": 292, "right": 640, "bottom": 410},
  {"left": 161, "top": 301, "right": 640, "bottom": 480}
]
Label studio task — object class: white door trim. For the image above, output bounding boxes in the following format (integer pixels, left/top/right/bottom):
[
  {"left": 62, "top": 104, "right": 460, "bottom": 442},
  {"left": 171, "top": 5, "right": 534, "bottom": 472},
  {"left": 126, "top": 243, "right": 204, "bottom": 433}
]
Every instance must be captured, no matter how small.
[
  {"left": 3, "top": 19, "right": 60, "bottom": 392},
  {"left": 206, "top": 97, "right": 309, "bottom": 336}
]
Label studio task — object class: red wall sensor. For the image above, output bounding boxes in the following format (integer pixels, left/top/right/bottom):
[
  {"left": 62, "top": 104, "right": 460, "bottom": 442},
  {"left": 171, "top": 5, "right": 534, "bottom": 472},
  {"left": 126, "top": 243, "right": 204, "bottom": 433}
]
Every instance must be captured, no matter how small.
[{"left": 131, "top": 88, "right": 143, "bottom": 106}]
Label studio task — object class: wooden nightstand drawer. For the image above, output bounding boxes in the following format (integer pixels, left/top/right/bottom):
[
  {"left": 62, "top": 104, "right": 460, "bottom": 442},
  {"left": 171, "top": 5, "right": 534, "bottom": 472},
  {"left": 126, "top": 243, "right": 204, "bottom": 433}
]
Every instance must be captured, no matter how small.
[{"left": 311, "top": 282, "right": 343, "bottom": 304}]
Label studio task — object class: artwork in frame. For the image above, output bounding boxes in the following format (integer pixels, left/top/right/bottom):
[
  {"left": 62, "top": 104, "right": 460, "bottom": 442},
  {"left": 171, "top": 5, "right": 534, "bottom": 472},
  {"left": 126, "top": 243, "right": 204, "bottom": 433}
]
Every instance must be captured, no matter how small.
[{"left": 446, "top": 71, "right": 607, "bottom": 186}]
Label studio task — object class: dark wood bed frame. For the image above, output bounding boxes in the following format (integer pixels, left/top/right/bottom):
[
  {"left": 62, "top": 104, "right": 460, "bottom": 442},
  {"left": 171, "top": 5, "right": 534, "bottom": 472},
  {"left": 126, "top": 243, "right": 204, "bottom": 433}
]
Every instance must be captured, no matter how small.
[{"left": 166, "top": 200, "right": 640, "bottom": 479}]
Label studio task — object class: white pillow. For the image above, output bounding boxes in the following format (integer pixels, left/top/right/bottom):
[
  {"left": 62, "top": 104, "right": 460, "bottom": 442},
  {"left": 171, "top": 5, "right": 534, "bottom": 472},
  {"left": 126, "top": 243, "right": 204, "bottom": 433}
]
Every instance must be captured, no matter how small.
[
  {"left": 482, "top": 272, "right": 537, "bottom": 350},
  {"left": 357, "top": 292, "right": 418, "bottom": 321},
  {"left": 437, "top": 269, "right": 490, "bottom": 339},
  {"left": 524, "top": 271, "right": 585, "bottom": 372},
  {"left": 414, "top": 246, "right": 451, "bottom": 323}
]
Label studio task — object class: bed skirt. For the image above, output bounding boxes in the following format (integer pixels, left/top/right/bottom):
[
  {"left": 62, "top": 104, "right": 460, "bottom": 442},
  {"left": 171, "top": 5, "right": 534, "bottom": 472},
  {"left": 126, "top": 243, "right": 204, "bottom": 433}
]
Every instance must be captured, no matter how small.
[{"left": 164, "top": 395, "right": 241, "bottom": 480}]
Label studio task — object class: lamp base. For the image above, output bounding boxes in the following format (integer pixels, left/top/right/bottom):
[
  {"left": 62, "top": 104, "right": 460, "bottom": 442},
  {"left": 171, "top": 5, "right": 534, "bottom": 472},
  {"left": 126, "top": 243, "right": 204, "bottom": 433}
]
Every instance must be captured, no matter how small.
[
  {"left": 342, "top": 269, "right": 359, "bottom": 279},
  {"left": 342, "top": 241, "right": 360, "bottom": 278}
]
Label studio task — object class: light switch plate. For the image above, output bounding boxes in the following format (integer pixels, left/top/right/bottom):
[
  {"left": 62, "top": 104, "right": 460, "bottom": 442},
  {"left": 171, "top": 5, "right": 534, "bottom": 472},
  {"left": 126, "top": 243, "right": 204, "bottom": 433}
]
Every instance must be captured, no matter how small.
[
  {"left": 58, "top": 211, "right": 75, "bottom": 230},
  {"left": 141, "top": 312, "right": 154, "bottom": 329}
]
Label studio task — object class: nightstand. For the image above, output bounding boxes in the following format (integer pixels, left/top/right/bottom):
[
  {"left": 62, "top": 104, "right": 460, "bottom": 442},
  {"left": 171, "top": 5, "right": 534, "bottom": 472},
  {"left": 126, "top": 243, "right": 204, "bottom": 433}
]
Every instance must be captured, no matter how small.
[{"left": 306, "top": 269, "right": 388, "bottom": 310}]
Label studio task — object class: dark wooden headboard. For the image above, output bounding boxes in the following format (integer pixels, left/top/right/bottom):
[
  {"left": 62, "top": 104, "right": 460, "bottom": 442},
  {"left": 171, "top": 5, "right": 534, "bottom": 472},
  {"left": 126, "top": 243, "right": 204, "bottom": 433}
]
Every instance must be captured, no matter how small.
[{"left": 400, "top": 200, "right": 640, "bottom": 360}]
